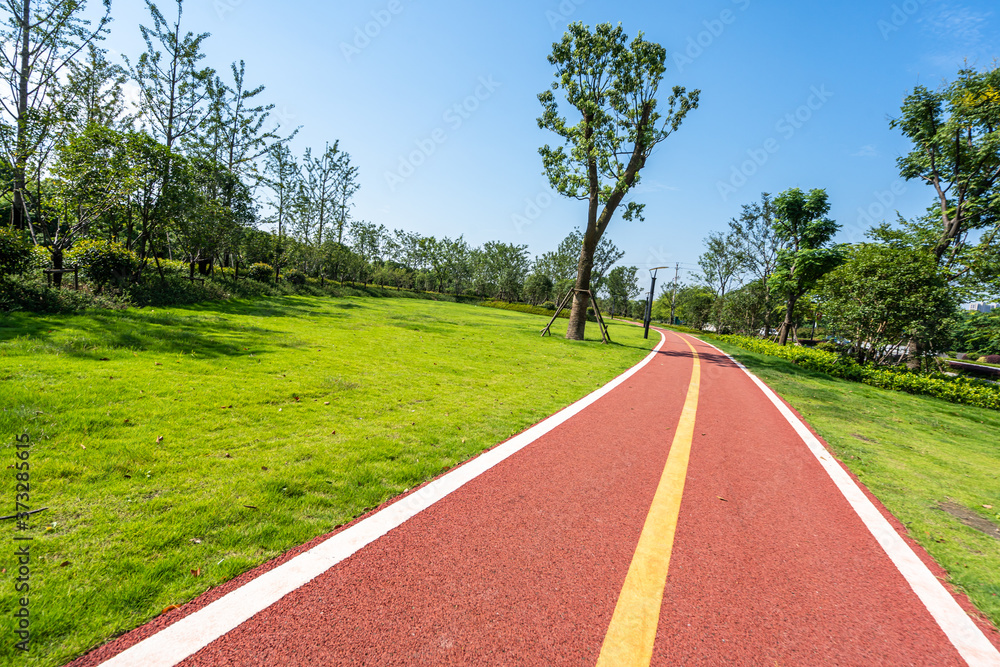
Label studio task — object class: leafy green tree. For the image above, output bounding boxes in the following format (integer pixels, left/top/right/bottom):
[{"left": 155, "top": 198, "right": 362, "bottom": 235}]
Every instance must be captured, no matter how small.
[
  {"left": 728, "top": 193, "right": 781, "bottom": 334},
  {"left": 817, "top": 243, "right": 957, "bottom": 364},
  {"left": 768, "top": 188, "right": 842, "bottom": 345},
  {"left": 0, "top": 0, "right": 111, "bottom": 231},
  {"left": 538, "top": 22, "right": 699, "bottom": 340},
  {"left": 523, "top": 273, "right": 554, "bottom": 305},
  {"left": 261, "top": 142, "right": 299, "bottom": 280},
  {"left": 45, "top": 124, "right": 142, "bottom": 282},
  {"left": 56, "top": 43, "right": 129, "bottom": 133},
  {"left": 891, "top": 66, "right": 1000, "bottom": 269},
  {"left": 131, "top": 0, "right": 212, "bottom": 153},
  {"left": 698, "top": 230, "right": 743, "bottom": 333},
  {"left": 654, "top": 283, "right": 714, "bottom": 329},
  {"left": 605, "top": 265, "right": 639, "bottom": 318},
  {"left": 473, "top": 241, "right": 530, "bottom": 301},
  {"left": 955, "top": 310, "right": 1000, "bottom": 355}
]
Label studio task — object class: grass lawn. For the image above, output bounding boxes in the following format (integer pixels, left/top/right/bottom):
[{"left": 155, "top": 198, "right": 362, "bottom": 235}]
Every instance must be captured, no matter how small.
[
  {"left": 702, "top": 334, "right": 1000, "bottom": 630},
  {"left": 0, "top": 296, "right": 655, "bottom": 666}
]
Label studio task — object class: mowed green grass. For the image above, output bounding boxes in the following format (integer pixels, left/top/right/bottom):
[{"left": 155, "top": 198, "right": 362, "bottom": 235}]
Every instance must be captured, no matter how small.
[
  {"left": 0, "top": 297, "right": 655, "bottom": 666},
  {"left": 705, "top": 335, "right": 1000, "bottom": 630}
]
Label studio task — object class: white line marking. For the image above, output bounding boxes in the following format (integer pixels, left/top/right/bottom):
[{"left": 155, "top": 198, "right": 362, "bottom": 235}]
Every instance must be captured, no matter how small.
[
  {"left": 98, "top": 333, "right": 668, "bottom": 667},
  {"left": 696, "top": 337, "right": 1000, "bottom": 667}
]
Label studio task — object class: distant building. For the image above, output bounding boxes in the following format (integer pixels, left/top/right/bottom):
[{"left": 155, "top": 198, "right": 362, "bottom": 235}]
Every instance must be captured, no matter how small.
[{"left": 968, "top": 303, "right": 997, "bottom": 314}]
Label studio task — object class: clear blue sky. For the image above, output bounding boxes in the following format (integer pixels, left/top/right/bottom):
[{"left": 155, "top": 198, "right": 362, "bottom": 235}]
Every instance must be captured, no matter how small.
[{"left": 95, "top": 0, "right": 998, "bottom": 283}]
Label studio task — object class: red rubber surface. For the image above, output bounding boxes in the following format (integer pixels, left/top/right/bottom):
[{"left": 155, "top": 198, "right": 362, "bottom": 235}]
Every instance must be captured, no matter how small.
[{"left": 75, "top": 331, "right": 1000, "bottom": 665}]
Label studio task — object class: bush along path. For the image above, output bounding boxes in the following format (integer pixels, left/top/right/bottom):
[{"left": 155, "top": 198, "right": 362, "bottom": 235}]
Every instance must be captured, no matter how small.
[
  {"left": 718, "top": 335, "right": 1000, "bottom": 410},
  {"left": 72, "top": 330, "right": 1000, "bottom": 666}
]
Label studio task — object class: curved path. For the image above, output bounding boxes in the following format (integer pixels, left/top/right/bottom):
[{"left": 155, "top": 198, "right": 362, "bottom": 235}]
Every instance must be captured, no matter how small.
[{"left": 74, "top": 330, "right": 1000, "bottom": 666}]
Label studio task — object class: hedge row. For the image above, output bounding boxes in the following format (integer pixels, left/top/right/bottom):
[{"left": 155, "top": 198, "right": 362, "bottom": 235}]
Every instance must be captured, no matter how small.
[
  {"left": 718, "top": 335, "right": 1000, "bottom": 411},
  {"left": 477, "top": 301, "right": 601, "bottom": 322}
]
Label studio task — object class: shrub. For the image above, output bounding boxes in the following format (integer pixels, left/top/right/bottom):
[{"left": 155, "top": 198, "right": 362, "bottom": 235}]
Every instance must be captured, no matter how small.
[
  {"left": 540, "top": 301, "right": 556, "bottom": 311},
  {"left": 984, "top": 355, "right": 1000, "bottom": 365},
  {"left": 245, "top": 262, "right": 274, "bottom": 283},
  {"left": 815, "top": 341, "right": 840, "bottom": 354},
  {"left": 0, "top": 227, "right": 33, "bottom": 278},
  {"left": 29, "top": 245, "right": 50, "bottom": 270},
  {"left": 719, "top": 335, "right": 1000, "bottom": 411},
  {"left": 66, "top": 239, "right": 137, "bottom": 288},
  {"left": 967, "top": 353, "right": 980, "bottom": 362},
  {"left": 284, "top": 268, "right": 306, "bottom": 285}
]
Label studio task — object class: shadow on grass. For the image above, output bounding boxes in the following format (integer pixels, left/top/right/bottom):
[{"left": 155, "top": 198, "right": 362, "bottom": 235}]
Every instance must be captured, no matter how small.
[{"left": 0, "top": 298, "right": 341, "bottom": 359}]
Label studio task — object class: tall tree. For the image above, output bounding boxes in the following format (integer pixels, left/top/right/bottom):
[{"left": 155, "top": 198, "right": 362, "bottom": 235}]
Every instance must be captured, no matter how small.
[
  {"left": 56, "top": 43, "right": 129, "bottom": 133},
  {"left": 891, "top": 66, "right": 1000, "bottom": 270},
  {"left": 538, "top": 22, "right": 699, "bottom": 340},
  {"left": 698, "top": 230, "right": 743, "bottom": 332},
  {"left": 131, "top": 0, "right": 212, "bottom": 153},
  {"left": 729, "top": 193, "right": 781, "bottom": 334},
  {"left": 768, "top": 188, "right": 842, "bottom": 345},
  {"left": 0, "top": 0, "right": 112, "bottom": 230},
  {"left": 605, "top": 265, "right": 640, "bottom": 318},
  {"left": 261, "top": 141, "right": 298, "bottom": 280}
]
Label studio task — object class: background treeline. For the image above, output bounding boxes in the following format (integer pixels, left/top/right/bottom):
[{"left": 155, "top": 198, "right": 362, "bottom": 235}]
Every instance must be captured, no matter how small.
[
  {"left": 657, "top": 65, "right": 1000, "bottom": 368},
  {"left": 0, "top": 1, "right": 644, "bottom": 313}
]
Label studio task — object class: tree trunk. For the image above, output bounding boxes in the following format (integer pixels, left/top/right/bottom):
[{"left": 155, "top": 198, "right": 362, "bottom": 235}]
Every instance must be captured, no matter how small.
[
  {"left": 566, "top": 236, "right": 597, "bottom": 340},
  {"left": 906, "top": 338, "right": 921, "bottom": 371},
  {"left": 778, "top": 295, "right": 798, "bottom": 346},
  {"left": 51, "top": 249, "right": 64, "bottom": 288}
]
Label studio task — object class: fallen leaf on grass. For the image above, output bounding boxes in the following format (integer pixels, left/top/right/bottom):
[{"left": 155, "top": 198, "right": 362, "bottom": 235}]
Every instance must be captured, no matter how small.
[
  {"left": 190, "top": 538, "right": 202, "bottom": 544},
  {"left": 243, "top": 505, "right": 258, "bottom": 510},
  {"left": 985, "top": 505, "right": 994, "bottom": 509},
  {"left": 156, "top": 436, "right": 164, "bottom": 443},
  {"left": 191, "top": 568, "right": 201, "bottom": 577},
  {"left": 59, "top": 561, "right": 71, "bottom": 567},
  {"left": 162, "top": 604, "right": 181, "bottom": 613},
  {"left": 155, "top": 363, "right": 162, "bottom": 366},
  {"left": 261, "top": 466, "right": 269, "bottom": 471},
  {"left": 99, "top": 358, "right": 110, "bottom": 361}
]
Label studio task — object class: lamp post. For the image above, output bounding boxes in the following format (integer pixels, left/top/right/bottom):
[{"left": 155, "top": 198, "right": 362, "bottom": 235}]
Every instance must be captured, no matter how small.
[{"left": 644, "top": 266, "right": 668, "bottom": 339}]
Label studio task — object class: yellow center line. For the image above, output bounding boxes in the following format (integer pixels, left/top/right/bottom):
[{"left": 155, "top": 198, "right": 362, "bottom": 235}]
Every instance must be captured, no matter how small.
[{"left": 596, "top": 335, "right": 701, "bottom": 667}]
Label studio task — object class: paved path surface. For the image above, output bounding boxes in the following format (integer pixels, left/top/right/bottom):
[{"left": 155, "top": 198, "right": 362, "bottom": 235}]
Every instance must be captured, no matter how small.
[{"left": 74, "top": 330, "right": 1000, "bottom": 666}]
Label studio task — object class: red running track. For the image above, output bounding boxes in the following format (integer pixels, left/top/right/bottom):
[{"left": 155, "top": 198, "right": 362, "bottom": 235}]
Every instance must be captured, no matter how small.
[{"left": 74, "top": 330, "right": 1000, "bottom": 666}]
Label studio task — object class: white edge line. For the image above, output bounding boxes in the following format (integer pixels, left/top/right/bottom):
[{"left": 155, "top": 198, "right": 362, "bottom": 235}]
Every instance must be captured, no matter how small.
[
  {"left": 694, "top": 336, "right": 1000, "bottom": 667},
  {"left": 98, "top": 332, "right": 668, "bottom": 667}
]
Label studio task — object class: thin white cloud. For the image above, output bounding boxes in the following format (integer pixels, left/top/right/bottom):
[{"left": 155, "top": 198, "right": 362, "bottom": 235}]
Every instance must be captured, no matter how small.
[
  {"left": 852, "top": 144, "right": 879, "bottom": 158},
  {"left": 921, "top": 4, "right": 992, "bottom": 44}
]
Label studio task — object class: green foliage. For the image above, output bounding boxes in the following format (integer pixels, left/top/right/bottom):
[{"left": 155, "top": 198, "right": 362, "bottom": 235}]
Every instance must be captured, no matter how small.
[
  {"left": 283, "top": 268, "right": 307, "bottom": 285},
  {"left": 66, "top": 239, "right": 137, "bottom": 288},
  {"left": 246, "top": 262, "right": 274, "bottom": 283},
  {"left": 768, "top": 187, "right": 842, "bottom": 344},
  {"left": 478, "top": 300, "right": 598, "bottom": 322},
  {"left": 720, "top": 335, "right": 1000, "bottom": 410},
  {"left": 523, "top": 273, "right": 553, "bottom": 305},
  {"left": 891, "top": 65, "right": 1000, "bottom": 263},
  {"left": 0, "top": 226, "right": 33, "bottom": 277},
  {"left": 955, "top": 310, "right": 1000, "bottom": 355},
  {"left": 817, "top": 244, "right": 957, "bottom": 363}
]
